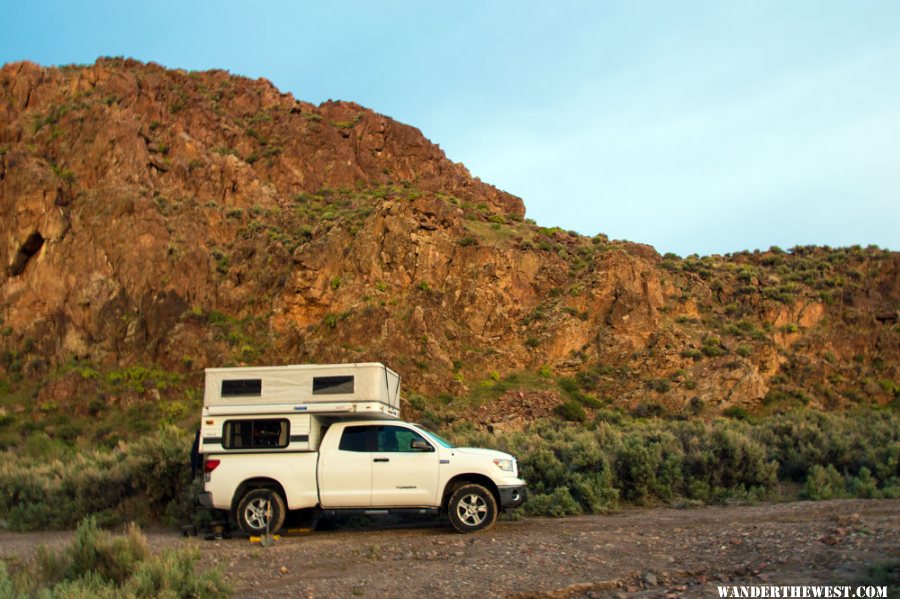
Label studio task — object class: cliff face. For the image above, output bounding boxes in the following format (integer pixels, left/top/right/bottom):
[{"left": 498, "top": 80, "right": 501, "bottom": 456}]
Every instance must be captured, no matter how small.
[{"left": 0, "top": 58, "right": 897, "bottom": 431}]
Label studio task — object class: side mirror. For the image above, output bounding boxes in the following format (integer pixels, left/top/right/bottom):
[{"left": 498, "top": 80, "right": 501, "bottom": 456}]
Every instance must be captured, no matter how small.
[{"left": 410, "top": 439, "right": 434, "bottom": 452}]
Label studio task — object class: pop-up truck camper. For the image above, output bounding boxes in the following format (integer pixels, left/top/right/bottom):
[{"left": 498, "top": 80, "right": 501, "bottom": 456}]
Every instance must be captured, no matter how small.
[{"left": 198, "top": 363, "right": 526, "bottom": 534}]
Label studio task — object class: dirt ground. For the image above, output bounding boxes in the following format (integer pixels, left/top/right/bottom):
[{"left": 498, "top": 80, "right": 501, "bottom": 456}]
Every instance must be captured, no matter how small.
[{"left": 1, "top": 499, "right": 897, "bottom": 598}]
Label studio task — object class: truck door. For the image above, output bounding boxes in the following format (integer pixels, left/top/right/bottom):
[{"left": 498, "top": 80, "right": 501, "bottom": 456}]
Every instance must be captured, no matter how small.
[
  {"left": 318, "top": 424, "right": 374, "bottom": 507},
  {"left": 371, "top": 425, "right": 440, "bottom": 507}
]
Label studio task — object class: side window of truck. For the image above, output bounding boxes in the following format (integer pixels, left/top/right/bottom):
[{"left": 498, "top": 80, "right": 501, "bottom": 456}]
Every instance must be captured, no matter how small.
[
  {"left": 376, "top": 425, "right": 430, "bottom": 452},
  {"left": 223, "top": 419, "right": 289, "bottom": 449},
  {"left": 338, "top": 425, "right": 375, "bottom": 452}
]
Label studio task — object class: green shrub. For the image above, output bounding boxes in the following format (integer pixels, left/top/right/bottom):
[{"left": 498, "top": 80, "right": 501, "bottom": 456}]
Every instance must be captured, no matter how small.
[
  {"left": 1, "top": 403, "right": 895, "bottom": 536},
  {"left": 0, "top": 426, "right": 194, "bottom": 530},
  {"left": 679, "top": 425, "right": 778, "bottom": 501},
  {"left": 524, "top": 486, "right": 582, "bottom": 517},
  {"left": 105, "top": 365, "right": 182, "bottom": 394},
  {"left": 38, "top": 517, "right": 149, "bottom": 585},
  {"left": 848, "top": 467, "right": 878, "bottom": 499},
  {"left": 594, "top": 408, "right": 626, "bottom": 425},
  {"left": 646, "top": 379, "right": 671, "bottom": 393},
  {"left": 449, "top": 417, "right": 785, "bottom": 514},
  {"left": 701, "top": 337, "right": 726, "bottom": 357},
  {"left": 22, "top": 432, "right": 73, "bottom": 460},
  {"left": 1, "top": 517, "right": 229, "bottom": 597},
  {"left": 802, "top": 464, "right": 847, "bottom": 500},
  {"left": 879, "top": 379, "right": 900, "bottom": 398},
  {"left": 127, "top": 546, "right": 229, "bottom": 598},
  {"left": 680, "top": 348, "right": 703, "bottom": 361},
  {"left": 574, "top": 394, "right": 604, "bottom": 409},
  {"left": 751, "top": 411, "right": 900, "bottom": 485},
  {"left": 574, "top": 370, "right": 598, "bottom": 390},
  {"left": 448, "top": 411, "right": 900, "bottom": 514},
  {"left": 612, "top": 432, "right": 680, "bottom": 503},
  {"left": 557, "top": 377, "right": 579, "bottom": 395},
  {"left": 722, "top": 406, "right": 749, "bottom": 420},
  {"left": 630, "top": 402, "right": 666, "bottom": 418},
  {"left": 554, "top": 401, "right": 586, "bottom": 422}
]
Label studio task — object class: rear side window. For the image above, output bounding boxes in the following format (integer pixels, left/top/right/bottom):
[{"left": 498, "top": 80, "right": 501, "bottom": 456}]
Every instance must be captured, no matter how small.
[
  {"left": 338, "top": 425, "right": 374, "bottom": 452},
  {"left": 221, "top": 379, "right": 262, "bottom": 397},
  {"left": 313, "top": 375, "right": 354, "bottom": 395},
  {"left": 223, "top": 419, "right": 288, "bottom": 449}
]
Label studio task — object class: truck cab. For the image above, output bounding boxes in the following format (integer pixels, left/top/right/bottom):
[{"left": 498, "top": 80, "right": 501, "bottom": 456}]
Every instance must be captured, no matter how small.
[{"left": 319, "top": 421, "right": 525, "bottom": 526}]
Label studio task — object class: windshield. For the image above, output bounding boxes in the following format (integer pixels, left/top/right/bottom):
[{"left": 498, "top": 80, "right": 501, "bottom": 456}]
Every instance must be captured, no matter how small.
[{"left": 413, "top": 424, "right": 454, "bottom": 449}]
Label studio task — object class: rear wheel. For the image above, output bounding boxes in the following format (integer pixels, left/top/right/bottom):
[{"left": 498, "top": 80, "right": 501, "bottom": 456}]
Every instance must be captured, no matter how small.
[
  {"left": 447, "top": 483, "right": 497, "bottom": 533},
  {"left": 236, "top": 488, "right": 286, "bottom": 536}
]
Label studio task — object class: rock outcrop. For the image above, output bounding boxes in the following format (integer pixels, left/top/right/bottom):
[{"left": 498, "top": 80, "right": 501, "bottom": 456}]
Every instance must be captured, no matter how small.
[{"left": 0, "top": 58, "right": 897, "bottom": 433}]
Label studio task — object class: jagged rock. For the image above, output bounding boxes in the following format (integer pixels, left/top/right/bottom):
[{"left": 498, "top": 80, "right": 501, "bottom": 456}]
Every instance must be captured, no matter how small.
[{"left": 0, "top": 58, "right": 897, "bottom": 417}]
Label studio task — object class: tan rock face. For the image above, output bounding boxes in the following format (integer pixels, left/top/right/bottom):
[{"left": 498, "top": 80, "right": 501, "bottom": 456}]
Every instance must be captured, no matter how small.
[{"left": 0, "top": 58, "right": 897, "bottom": 416}]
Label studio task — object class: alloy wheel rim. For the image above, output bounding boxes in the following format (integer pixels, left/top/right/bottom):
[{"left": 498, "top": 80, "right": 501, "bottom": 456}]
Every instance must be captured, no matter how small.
[
  {"left": 245, "top": 497, "right": 272, "bottom": 530},
  {"left": 456, "top": 493, "right": 487, "bottom": 526}
]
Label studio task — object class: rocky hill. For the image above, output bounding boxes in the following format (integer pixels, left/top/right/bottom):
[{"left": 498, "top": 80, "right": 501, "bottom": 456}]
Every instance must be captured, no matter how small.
[{"left": 0, "top": 58, "right": 897, "bottom": 442}]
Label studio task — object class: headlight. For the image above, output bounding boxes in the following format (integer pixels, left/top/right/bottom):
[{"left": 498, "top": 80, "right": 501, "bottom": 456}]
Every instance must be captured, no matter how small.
[{"left": 493, "top": 458, "right": 514, "bottom": 472}]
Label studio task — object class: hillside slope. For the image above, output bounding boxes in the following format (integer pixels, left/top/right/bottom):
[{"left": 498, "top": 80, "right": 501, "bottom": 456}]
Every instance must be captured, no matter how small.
[{"left": 0, "top": 58, "right": 897, "bottom": 441}]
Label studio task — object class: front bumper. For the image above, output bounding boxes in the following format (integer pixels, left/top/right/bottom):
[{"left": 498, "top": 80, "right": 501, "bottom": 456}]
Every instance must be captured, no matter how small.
[{"left": 498, "top": 484, "right": 527, "bottom": 510}]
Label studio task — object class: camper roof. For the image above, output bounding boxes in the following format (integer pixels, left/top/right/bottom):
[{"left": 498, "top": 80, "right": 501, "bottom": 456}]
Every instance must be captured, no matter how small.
[{"left": 202, "top": 362, "right": 401, "bottom": 418}]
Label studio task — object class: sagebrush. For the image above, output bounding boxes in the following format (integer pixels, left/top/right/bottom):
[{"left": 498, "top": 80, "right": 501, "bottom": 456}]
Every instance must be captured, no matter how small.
[
  {"left": 450, "top": 410, "right": 900, "bottom": 515},
  {"left": 0, "top": 426, "right": 195, "bottom": 531},
  {"left": 0, "top": 411, "right": 897, "bottom": 529},
  {"left": 0, "top": 516, "right": 229, "bottom": 598}
]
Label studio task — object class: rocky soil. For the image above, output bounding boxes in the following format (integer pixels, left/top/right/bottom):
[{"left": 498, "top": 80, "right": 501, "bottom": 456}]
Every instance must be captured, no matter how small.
[{"left": 2, "top": 499, "right": 897, "bottom": 598}]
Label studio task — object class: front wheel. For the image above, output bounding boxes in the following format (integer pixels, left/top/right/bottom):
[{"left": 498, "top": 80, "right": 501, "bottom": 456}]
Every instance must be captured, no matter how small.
[
  {"left": 236, "top": 488, "right": 286, "bottom": 536},
  {"left": 447, "top": 484, "right": 497, "bottom": 533}
]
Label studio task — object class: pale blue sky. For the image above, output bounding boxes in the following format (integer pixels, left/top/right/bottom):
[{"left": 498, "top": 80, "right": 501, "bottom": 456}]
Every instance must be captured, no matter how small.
[{"left": 2, "top": 1, "right": 898, "bottom": 255}]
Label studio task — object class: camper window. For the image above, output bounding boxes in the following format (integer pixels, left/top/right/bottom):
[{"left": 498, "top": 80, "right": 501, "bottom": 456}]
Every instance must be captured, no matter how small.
[
  {"left": 312, "top": 375, "right": 354, "bottom": 395},
  {"left": 221, "top": 379, "right": 262, "bottom": 397},
  {"left": 223, "top": 419, "right": 289, "bottom": 449}
]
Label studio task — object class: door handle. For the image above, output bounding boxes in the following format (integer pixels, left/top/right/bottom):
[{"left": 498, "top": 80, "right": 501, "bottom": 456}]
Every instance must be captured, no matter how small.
[{"left": 373, "top": 458, "right": 390, "bottom": 462}]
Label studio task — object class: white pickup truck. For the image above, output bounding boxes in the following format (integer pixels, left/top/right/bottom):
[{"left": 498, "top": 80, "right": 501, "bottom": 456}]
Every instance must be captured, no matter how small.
[{"left": 196, "top": 363, "right": 526, "bottom": 534}]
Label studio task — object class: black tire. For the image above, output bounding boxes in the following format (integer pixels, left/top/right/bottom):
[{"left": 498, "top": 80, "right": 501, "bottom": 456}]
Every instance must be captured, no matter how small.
[
  {"left": 447, "top": 483, "right": 497, "bottom": 533},
  {"left": 236, "top": 488, "right": 286, "bottom": 536}
]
